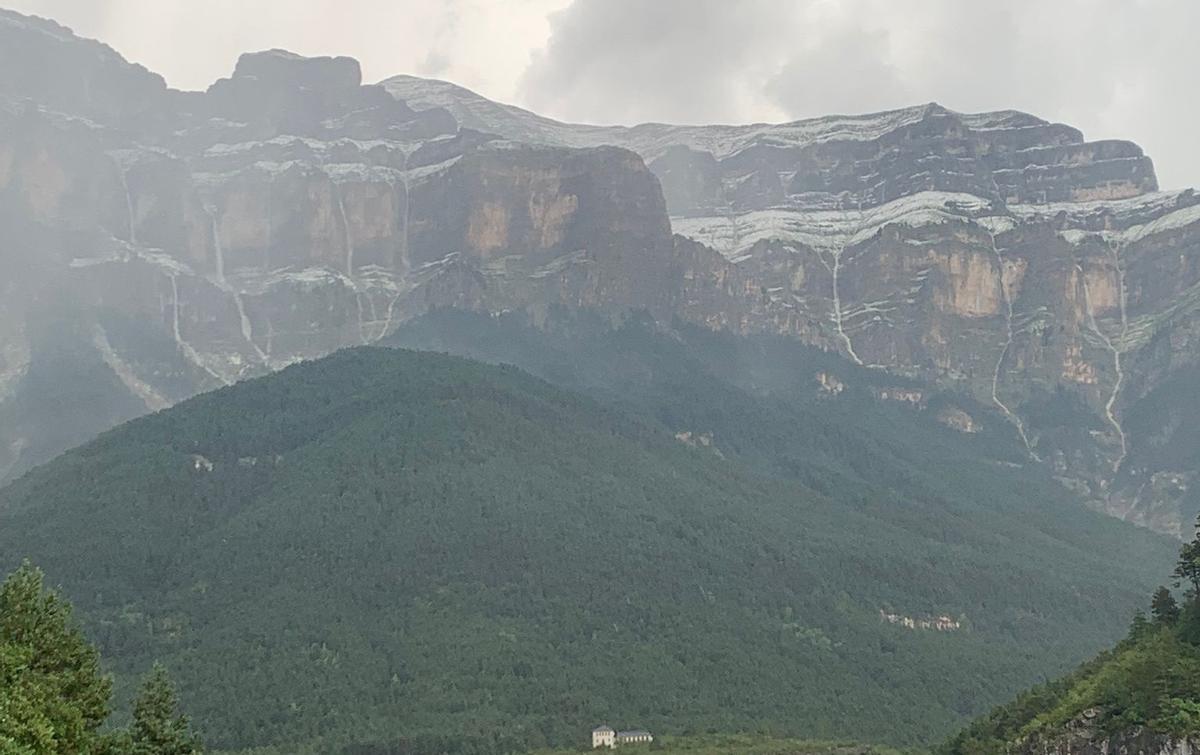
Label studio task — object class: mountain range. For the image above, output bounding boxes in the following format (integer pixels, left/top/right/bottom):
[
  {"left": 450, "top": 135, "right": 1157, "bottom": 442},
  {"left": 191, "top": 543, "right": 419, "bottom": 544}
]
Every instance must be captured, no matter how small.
[
  {"left": 7, "top": 7, "right": 1200, "bottom": 754},
  {"left": 3, "top": 10, "right": 1200, "bottom": 536},
  {"left": 3, "top": 8, "right": 1200, "bottom": 536}
]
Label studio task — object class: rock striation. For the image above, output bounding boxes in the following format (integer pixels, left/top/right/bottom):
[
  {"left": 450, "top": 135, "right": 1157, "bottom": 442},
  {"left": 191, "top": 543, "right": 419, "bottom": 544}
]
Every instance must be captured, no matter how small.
[
  {"left": 383, "top": 75, "right": 1158, "bottom": 213},
  {"left": 2, "top": 10, "right": 1200, "bottom": 534},
  {"left": 386, "top": 74, "right": 1200, "bottom": 535},
  {"left": 0, "top": 11, "right": 675, "bottom": 481},
  {"left": 1015, "top": 712, "right": 1200, "bottom": 755}
]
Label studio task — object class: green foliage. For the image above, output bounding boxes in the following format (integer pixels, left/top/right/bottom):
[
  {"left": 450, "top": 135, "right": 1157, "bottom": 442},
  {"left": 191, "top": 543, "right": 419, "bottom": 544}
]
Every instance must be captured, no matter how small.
[
  {"left": 1129, "top": 611, "right": 1152, "bottom": 640},
  {"left": 1154, "top": 697, "right": 1200, "bottom": 736},
  {"left": 1177, "top": 517, "right": 1200, "bottom": 596},
  {"left": 0, "top": 321, "right": 1177, "bottom": 754},
  {"left": 0, "top": 563, "right": 203, "bottom": 754},
  {"left": 0, "top": 561, "right": 112, "bottom": 754},
  {"left": 1152, "top": 587, "right": 1181, "bottom": 625},
  {"left": 942, "top": 626, "right": 1200, "bottom": 753},
  {"left": 0, "top": 642, "right": 55, "bottom": 755},
  {"left": 1179, "top": 600, "right": 1200, "bottom": 646},
  {"left": 943, "top": 507, "right": 1200, "bottom": 753},
  {"left": 129, "top": 663, "right": 203, "bottom": 755}
]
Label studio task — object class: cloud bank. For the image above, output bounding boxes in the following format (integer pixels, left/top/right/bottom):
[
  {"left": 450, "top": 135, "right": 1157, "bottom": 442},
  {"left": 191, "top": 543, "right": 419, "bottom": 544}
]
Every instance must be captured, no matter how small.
[
  {"left": 520, "top": 0, "right": 1200, "bottom": 189},
  {"left": 5, "top": 0, "right": 1199, "bottom": 188}
]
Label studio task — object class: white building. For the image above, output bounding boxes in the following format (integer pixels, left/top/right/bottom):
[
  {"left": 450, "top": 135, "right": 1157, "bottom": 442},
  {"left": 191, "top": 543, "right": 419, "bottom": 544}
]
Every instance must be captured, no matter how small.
[
  {"left": 616, "top": 730, "right": 653, "bottom": 745},
  {"left": 591, "top": 725, "right": 653, "bottom": 748},
  {"left": 592, "top": 725, "right": 615, "bottom": 749}
]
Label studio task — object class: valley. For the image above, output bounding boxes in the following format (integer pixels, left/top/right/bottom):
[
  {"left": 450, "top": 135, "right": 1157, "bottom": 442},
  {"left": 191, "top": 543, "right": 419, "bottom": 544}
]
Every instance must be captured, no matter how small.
[
  {"left": 2, "top": 5, "right": 1200, "bottom": 755},
  {"left": 0, "top": 337, "right": 1178, "bottom": 752}
]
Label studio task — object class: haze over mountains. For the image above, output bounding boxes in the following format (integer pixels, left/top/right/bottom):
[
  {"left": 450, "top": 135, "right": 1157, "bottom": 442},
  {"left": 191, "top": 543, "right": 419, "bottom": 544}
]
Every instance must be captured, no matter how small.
[
  {"left": 2, "top": 3, "right": 1200, "bottom": 540},
  {"left": 0, "top": 322, "right": 1178, "bottom": 752},
  {"left": 6, "top": 6, "right": 1200, "bottom": 755}
]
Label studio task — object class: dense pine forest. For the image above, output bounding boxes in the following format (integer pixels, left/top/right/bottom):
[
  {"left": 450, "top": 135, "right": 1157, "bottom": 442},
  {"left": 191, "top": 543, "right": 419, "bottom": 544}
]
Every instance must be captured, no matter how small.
[
  {"left": 942, "top": 517, "right": 1200, "bottom": 754},
  {"left": 0, "top": 323, "right": 1177, "bottom": 753}
]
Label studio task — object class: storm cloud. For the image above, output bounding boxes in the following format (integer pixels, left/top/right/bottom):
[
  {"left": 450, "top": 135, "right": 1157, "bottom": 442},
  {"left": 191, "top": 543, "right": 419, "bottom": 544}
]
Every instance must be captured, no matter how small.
[
  {"left": 6, "top": 0, "right": 1199, "bottom": 188},
  {"left": 519, "top": 0, "right": 1200, "bottom": 189}
]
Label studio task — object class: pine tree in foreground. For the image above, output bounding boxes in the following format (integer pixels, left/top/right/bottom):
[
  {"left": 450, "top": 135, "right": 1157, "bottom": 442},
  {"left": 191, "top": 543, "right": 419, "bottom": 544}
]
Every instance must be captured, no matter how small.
[
  {"left": 0, "top": 561, "right": 112, "bottom": 754},
  {"left": 128, "top": 664, "right": 203, "bottom": 755},
  {"left": 1152, "top": 586, "right": 1181, "bottom": 625},
  {"left": 0, "top": 562, "right": 204, "bottom": 754}
]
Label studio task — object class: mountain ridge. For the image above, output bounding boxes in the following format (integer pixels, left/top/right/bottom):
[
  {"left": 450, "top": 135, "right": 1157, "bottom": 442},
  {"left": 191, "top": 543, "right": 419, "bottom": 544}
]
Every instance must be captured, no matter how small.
[
  {"left": 381, "top": 74, "right": 1081, "bottom": 156},
  {"left": 380, "top": 72, "right": 1154, "bottom": 210},
  {"left": 2, "top": 7, "right": 1200, "bottom": 536}
]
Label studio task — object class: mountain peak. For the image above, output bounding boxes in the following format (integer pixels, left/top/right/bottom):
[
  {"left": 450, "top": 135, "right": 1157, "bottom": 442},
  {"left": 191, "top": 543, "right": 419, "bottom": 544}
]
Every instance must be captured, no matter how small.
[
  {"left": 0, "top": 13, "right": 1193, "bottom": 538},
  {"left": 227, "top": 48, "right": 363, "bottom": 91}
]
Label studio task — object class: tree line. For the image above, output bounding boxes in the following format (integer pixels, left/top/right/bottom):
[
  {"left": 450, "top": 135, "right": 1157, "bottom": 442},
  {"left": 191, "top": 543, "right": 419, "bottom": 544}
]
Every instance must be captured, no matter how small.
[
  {"left": 942, "top": 515, "right": 1200, "bottom": 754},
  {"left": 0, "top": 562, "right": 202, "bottom": 754}
]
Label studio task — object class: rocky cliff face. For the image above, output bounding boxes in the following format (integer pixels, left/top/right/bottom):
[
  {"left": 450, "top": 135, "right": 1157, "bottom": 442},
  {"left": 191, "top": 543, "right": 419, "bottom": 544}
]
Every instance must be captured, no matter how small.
[
  {"left": 0, "top": 10, "right": 674, "bottom": 481},
  {"left": 3, "top": 10, "right": 1200, "bottom": 535},
  {"left": 1016, "top": 713, "right": 1200, "bottom": 755},
  {"left": 383, "top": 75, "right": 1158, "bottom": 213},
  {"left": 387, "top": 75, "right": 1200, "bottom": 535}
]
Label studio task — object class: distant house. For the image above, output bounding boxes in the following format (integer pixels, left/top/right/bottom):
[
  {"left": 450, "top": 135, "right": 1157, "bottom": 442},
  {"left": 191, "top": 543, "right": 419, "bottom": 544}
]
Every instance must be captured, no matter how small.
[
  {"left": 591, "top": 726, "right": 615, "bottom": 749},
  {"left": 591, "top": 725, "right": 652, "bottom": 748},
  {"left": 616, "top": 730, "right": 653, "bottom": 745}
]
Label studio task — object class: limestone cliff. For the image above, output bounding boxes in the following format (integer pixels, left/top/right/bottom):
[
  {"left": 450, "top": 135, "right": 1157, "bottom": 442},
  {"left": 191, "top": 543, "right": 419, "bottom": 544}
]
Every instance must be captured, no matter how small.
[
  {"left": 3, "top": 9, "right": 1200, "bottom": 534},
  {"left": 388, "top": 74, "right": 1200, "bottom": 534},
  {"left": 0, "top": 12, "right": 674, "bottom": 480}
]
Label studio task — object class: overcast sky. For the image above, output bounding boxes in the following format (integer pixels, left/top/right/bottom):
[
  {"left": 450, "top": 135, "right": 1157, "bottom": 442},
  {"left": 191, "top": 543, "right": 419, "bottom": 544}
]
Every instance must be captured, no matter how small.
[{"left": 7, "top": 0, "right": 1198, "bottom": 188}]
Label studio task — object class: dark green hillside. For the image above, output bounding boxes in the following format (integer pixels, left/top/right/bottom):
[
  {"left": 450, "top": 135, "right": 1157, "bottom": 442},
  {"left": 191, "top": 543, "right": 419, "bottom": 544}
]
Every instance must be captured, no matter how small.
[
  {"left": 388, "top": 309, "right": 1039, "bottom": 488},
  {"left": 942, "top": 523, "right": 1200, "bottom": 755},
  {"left": 0, "top": 346, "right": 1175, "bottom": 754},
  {"left": 387, "top": 309, "right": 1172, "bottom": 595}
]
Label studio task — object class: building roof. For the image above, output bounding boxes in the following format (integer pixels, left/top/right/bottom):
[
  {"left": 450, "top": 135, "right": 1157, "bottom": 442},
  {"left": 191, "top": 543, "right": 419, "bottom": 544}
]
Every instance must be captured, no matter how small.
[
  {"left": 617, "top": 730, "right": 651, "bottom": 737},
  {"left": 592, "top": 725, "right": 614, "bottom": 733}
]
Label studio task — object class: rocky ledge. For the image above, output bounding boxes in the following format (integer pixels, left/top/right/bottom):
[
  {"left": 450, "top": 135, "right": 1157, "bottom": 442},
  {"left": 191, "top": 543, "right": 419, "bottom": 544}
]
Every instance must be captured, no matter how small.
[{"left": 3, "top": 9, "right": 1200, "bottom": 535}]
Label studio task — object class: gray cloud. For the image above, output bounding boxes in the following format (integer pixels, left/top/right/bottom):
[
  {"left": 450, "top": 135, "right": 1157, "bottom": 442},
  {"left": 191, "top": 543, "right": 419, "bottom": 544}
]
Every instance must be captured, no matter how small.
[
  {"left": 520, "top": 0, "right": 800, "bottom": 125},
  {"left": 764, "top": 24, "right": 909, "bottom": 117},
  {"left": 521, "top": 0, "right": 1200, "bottom": 189},
  {"left": 4, "top": 0, "right": 1198, "bottom": 188}
]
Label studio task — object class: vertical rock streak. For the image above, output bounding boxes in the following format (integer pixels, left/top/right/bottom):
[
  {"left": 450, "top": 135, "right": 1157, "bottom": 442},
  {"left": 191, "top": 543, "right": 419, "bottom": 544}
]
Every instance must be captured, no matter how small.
[
  {"left": 91, "top": 324, "right": 170, "bottom": 411},
  {"left": 169, "top": 273, "right": 228, "bottom": 386},
  {"left": 373, "top": 148, "right": 413, "bottom": 343},
  {"left": 987, "top": 227, "right": 1039, "bottom": 461},
  {"left": 335, "top": 183, "right": 371, "bottom": 346},
  {"left": 207, "top": 206, "right": 269, "bottom": 366},
  {"left": 818, "top": 202, "right": 873, "bottom": 368},
  {"left": 829, "top": 246, "right": 864, "bottom": 366},
  {"left": 1076, "top": 241, "right": 1130, "bottom": 474}
]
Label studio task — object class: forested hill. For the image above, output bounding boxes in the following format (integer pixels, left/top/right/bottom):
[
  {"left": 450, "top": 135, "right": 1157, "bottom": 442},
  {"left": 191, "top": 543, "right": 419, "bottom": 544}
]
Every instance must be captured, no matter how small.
[
  {"left": 941, "top": 530, "right": 1200, "bottom": 755},
  {"left": 0, "top": 345, "right": 1177, "bottom": 754}
]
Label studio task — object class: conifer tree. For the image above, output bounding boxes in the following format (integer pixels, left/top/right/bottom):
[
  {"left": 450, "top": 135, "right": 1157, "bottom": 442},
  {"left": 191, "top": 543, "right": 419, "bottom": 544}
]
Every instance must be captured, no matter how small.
[
  {"left": 1174, "top": 515, "right": 1200, "bottom": 595},
  {"left": 129, "top": 663, "right": 203, "bottom": 755},
  {"left": 1128, "top": 610, "right": 1151, "bottom": 639},
  {"left": 1152, "top": 586, "right": 1181, "bottom": 625},
  {"left": 0, "top": 561, "right": 111, "bottom": 754}
]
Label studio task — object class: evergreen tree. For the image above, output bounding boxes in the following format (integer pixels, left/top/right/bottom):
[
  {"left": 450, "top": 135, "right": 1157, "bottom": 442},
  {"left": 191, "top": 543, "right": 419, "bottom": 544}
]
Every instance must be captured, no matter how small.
[
  {"left": 1174, "top": 516, "right": 1200, "bottom": 595},
  {"left": 1129, "top": 610, "right": 1151, "bottom": 639},
  {"left": 1151, "top": 586, "right": 1181, "bottom": 625},
  {"left": 129, "top": 663, "right": 203, "bottom": 755},
  {"left": 0, "top": 561, "right": 111, "bottom": 754}
]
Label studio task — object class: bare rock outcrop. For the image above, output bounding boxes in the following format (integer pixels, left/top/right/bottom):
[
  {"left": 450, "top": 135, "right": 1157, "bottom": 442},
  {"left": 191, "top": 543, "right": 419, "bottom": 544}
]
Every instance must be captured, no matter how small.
[{"left": 3, "top": 9, "right": 1200, "bottom": 534}]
